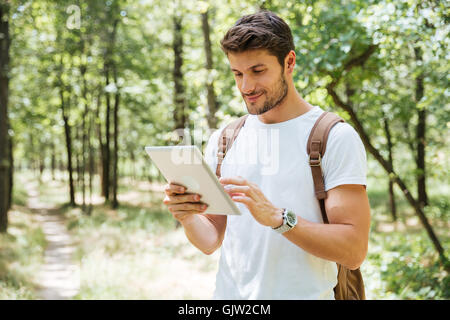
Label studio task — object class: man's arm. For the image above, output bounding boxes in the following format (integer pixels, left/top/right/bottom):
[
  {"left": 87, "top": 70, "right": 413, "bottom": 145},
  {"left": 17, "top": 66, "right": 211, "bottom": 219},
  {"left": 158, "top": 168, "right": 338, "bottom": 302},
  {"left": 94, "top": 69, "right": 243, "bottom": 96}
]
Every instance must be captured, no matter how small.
[
  {"left": 176, "top": 125, "right": 230, "bottom": 255},
  {"left": 181, "top": 214, "right": 227, "bottom": 255},
  {"left": 163, "top": 183, "right": 227, "bottom": 255},
  {"left": 221, "top": 176, "right": 370, "bottom": 270},
  {"left": 283, "top": 184, "right": 370, "bottom": 270}
]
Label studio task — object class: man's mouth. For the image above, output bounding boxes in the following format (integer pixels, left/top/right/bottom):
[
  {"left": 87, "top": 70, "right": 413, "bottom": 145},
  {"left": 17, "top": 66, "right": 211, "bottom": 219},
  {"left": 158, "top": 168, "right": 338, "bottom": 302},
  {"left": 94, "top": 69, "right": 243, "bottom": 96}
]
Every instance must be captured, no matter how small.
[{"left": 245, "top": 92, "right": 263, "bottom": 102}]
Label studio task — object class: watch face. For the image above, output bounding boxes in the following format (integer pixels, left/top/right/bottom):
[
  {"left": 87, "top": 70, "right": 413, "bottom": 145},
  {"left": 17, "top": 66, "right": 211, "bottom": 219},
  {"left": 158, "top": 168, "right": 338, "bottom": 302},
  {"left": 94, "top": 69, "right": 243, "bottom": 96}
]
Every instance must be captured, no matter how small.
[{"left": 286, "top": 211, "right": 297, "bottom": 225}]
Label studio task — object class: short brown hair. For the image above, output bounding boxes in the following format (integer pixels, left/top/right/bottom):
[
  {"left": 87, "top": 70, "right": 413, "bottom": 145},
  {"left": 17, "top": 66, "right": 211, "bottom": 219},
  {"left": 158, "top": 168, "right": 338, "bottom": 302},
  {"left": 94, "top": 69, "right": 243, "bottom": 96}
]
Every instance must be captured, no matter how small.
[{"left": 220, "top": 11, "right": 295, "bottom": 67}]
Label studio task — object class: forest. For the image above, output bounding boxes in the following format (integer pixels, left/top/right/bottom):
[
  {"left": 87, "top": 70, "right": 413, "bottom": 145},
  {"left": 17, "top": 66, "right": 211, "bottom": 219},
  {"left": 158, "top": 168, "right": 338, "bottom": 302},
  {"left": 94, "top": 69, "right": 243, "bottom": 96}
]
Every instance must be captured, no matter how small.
[{"left": 0, "top": 0, "right": 448, "bottom": 299}]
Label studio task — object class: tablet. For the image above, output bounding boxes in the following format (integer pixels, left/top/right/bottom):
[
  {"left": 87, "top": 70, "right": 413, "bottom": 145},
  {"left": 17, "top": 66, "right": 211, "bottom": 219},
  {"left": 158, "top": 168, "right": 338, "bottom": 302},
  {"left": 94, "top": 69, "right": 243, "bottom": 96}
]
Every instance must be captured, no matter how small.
[{"left": 145, "top": 145, "right": 242, "bottom": 215}]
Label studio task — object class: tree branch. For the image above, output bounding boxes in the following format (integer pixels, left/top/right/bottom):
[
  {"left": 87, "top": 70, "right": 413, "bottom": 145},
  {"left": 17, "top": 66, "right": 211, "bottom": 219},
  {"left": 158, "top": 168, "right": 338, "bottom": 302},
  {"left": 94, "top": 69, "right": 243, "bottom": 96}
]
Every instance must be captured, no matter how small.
[
  {"left": 325, "top": 44, "right": 446, "bottom": 261},
  {"left": 343, "top": 44, "right": 379, "bottom": 72}
]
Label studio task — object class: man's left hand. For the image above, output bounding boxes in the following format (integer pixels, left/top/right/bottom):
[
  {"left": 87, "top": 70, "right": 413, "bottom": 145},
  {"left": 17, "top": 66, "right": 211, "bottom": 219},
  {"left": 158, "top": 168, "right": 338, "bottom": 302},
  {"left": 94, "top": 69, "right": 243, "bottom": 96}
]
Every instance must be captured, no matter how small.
[{"left": 219, "top": 176, "right": 283, "bottom": 228}]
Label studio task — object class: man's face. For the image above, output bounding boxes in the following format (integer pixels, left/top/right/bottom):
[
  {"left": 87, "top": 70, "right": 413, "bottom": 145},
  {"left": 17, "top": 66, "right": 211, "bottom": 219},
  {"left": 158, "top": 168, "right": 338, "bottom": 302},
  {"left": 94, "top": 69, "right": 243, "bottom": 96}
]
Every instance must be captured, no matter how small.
[{"left": 228, "top": 49, "right": 288, "bottom": 115}]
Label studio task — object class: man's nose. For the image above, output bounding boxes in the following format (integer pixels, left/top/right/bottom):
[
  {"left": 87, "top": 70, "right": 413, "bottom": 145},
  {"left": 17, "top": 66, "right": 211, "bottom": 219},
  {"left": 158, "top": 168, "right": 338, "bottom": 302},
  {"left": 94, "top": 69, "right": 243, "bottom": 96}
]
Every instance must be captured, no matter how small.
[{"left": 240, "top": 75, "right": 256, "bottom": 95}]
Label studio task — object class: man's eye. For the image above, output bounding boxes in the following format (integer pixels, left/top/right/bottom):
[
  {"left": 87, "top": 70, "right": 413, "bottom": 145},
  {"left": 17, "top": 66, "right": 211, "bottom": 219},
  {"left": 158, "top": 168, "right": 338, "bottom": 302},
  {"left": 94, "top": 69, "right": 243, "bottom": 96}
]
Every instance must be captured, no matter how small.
[
  {"left": 254, "top": 70, "right": 264, "bottom": 73},
  {"left": 234, "top": 73, "right": 242, "bottom": 77}
]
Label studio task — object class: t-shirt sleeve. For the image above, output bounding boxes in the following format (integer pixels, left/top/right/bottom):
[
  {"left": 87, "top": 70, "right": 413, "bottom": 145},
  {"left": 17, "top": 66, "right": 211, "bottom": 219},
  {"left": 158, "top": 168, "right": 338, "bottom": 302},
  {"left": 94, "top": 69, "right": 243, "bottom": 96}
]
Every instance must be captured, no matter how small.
[
  {"left": 321, "top": 122, "right": 367, "bottom": 191},
  {"left": 203, "top": 127, "right": 222, "bottom": 172}
]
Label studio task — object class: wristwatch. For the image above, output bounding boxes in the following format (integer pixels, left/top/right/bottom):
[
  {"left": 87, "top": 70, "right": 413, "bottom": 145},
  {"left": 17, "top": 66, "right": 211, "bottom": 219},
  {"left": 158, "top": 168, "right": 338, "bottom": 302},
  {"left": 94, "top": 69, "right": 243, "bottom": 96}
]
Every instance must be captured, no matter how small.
[{"left": 272, "top": 208, "right": 297, "bottom": 234}]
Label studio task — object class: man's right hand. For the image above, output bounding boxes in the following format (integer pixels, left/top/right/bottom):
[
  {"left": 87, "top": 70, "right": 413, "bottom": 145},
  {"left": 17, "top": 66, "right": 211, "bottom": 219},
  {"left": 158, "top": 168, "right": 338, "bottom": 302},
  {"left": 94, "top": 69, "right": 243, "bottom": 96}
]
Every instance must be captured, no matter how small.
[{"left": 163, "top": 182, "right": 209, "bottom": 224}]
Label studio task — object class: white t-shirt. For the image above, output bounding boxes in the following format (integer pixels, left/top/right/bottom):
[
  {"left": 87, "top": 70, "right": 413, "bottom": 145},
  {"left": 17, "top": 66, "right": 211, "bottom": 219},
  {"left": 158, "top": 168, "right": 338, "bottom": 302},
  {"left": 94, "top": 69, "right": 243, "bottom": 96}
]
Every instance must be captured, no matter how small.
[{"left": 203, "top": 106, "right": 367, "bottom": 300}]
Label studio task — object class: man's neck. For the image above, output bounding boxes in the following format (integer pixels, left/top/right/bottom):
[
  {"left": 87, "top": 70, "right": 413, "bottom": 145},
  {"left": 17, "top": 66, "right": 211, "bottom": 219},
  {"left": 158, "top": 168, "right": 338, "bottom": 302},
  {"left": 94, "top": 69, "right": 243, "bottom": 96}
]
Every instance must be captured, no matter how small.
[{"left": 257, "top": 87, "right": 313, "bottom": 124}]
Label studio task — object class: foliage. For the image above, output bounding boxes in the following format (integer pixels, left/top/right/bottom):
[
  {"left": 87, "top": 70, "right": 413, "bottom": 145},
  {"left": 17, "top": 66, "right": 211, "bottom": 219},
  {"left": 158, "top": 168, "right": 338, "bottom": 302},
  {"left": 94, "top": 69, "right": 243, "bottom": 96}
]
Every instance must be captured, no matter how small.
[
  {"left": 7, "top": 0, "right": 448, "bottom": 184},
  {"left": 365, "top": 231, "right": 449, "bottom": 299}
]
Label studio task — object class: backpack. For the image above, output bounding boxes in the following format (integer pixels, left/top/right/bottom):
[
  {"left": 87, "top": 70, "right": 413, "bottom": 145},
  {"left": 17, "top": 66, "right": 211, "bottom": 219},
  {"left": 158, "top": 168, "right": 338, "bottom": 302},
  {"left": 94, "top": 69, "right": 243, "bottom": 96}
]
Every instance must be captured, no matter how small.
[{"left": 214, "top": 111, "right": 366, "bottom": 300}]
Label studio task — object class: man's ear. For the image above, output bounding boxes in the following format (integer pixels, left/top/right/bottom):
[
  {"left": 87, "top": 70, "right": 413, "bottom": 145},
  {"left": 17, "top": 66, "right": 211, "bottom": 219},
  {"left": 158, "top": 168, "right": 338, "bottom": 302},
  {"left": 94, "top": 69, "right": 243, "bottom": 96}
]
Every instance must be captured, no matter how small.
[{"left": 285, "top": 50, "right": 296, "bottom": 74}]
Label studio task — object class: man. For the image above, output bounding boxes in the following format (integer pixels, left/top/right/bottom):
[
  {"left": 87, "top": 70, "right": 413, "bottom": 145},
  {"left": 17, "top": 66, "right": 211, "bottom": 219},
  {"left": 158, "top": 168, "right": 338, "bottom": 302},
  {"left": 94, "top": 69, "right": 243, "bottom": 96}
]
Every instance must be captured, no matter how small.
[{"left": 163, "top": 11, "right": 370, "bottom": 299}]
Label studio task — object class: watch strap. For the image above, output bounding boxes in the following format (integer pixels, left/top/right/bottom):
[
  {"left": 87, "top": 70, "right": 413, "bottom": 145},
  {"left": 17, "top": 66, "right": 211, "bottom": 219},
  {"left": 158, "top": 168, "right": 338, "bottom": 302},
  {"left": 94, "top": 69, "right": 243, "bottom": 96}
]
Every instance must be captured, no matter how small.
[{"left": 273, "top": 208, "right": 295, "bottom": 234}]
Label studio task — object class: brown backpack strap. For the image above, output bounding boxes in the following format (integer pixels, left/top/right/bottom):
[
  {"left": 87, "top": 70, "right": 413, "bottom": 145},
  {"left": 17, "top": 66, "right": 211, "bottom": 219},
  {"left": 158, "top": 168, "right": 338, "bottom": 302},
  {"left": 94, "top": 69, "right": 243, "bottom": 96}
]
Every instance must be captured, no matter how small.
[
  {"left": 215, "top": 114, "right": 249, "bottom": 178},
  {"left": 307, "top": 112, "right": 345, "bottom": 224}
]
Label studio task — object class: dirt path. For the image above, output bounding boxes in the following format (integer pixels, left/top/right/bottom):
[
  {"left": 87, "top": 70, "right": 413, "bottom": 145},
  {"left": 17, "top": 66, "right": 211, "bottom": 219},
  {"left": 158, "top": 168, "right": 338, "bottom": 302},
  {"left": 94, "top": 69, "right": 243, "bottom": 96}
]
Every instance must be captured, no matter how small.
[{"left": 26, "top": 183, "right": 80, "bottom": 300}]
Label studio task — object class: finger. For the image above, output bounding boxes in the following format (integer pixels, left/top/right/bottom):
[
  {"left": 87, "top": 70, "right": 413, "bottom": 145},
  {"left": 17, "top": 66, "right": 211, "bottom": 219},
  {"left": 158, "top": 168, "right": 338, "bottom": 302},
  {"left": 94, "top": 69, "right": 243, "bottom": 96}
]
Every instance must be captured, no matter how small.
[
  {"left": 165, "top": 182, "right": 187, "bottom": 195},
  {"left": 230, "top": 195, "right": 252, "bottom": 205},
  {"left": 219, "top": 176, "right": 247, "bottom": 186},
  {"left": 227, "top": 192, "right": 246, "bottom": 198},
  {"left": 164, "top": 193, "right": 202, "bottom": 205},
  {"left": 168, "top": 202, "right": 208, "bottom": 212},
  {"left": 224, "top": 185, "right": 251, "bottom": 195}
]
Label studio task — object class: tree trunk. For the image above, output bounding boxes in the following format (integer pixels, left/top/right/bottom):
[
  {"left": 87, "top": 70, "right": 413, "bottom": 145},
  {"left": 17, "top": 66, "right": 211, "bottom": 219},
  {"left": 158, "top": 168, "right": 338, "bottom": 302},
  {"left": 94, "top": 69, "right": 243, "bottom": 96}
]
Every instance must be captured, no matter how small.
[
  {"left": 60, "top": 87, "right": 76, "bottom": 207},
  {"left": 39, "top": 148, "right": 45, "bottom": 179},
  {"left": 173, "top": 15, "right": 187, "bottom": 131},
  {"left": 81, "top": 113, "right": 86, "bottom": 211},
  {"left": 0, "top": 2, "right": 11, "bottom": 233},
  {"left": 57, "top": 52, "right": 76, "bottom": 207},
  {"left": 95, "top": 90, "right": 107, "bottom": 199},
  {"left": 62, "top": 112, "right": 75, "bottom": 206},
  {"left": 129, "top": 149, "right": 136, "bottom": 181},
  {"left": 51, "top": 142, "right": 56, "bottom": 181},
  {"left": 172, "top": 14, "right": 186, "bottom": 228},
  {"left": 7, "top": 132, "right": 13, "bottom": 211},
  {"left": 383, "top": 116, "right": 397, "bottom": 222},
  {"left": 103, "top": 62, "right": 111, "bottom": 201},
  {"left": 81, "top": 62, "right": 89, "bottom": 212},
  {"left": 414, "top": 46, "right": 428, "bottom": 208},
  {"left": 111, "top": 63, "right": 120, "bottom": 209},
  {"left": 102, "top": 17, "right": 119, "bottom": 203},
  {"left": 201, "top": 9, "right": 219, "bottom": 129},
  {"left": 75, "top": 125, "right": 82, "bottom": 190},
  {"left": 87, "top": 94, "right": 95, "bottom": 216}
]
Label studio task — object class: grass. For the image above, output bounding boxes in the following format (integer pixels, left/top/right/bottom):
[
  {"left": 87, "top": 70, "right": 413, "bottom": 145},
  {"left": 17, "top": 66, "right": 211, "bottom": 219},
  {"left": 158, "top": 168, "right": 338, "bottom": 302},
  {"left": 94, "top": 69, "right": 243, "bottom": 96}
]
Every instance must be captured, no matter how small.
[
  {"left": 0, "top": 206, "right": 47, "bottom": 299},
  {"left": 0, "top": 173, "right": 48, "bottom": 299}
]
